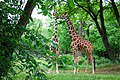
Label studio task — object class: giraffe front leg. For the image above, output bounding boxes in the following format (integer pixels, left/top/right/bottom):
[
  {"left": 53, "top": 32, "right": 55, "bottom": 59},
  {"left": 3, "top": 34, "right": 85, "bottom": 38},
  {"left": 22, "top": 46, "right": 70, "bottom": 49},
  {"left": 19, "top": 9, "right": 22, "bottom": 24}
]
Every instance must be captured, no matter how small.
[
  {"left": 73, "top": 50, "right": 78, "bottom": 74},
  {"left": 56, "top": 62, "right": 59, "bottom": 74},
  {"left": 74, "top": 62, "right": 76, "bottom": 74}
]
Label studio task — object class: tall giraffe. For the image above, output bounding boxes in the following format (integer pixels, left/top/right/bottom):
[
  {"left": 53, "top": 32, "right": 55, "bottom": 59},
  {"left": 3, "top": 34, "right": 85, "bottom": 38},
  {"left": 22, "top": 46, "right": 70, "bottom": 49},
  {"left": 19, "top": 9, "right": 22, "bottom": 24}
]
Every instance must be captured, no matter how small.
[
  {"left": 59, "top": 13, "right": 95, "bottom": 74},
  {"left": 49, "top": 10, "right": 60, "bottom": 74}
]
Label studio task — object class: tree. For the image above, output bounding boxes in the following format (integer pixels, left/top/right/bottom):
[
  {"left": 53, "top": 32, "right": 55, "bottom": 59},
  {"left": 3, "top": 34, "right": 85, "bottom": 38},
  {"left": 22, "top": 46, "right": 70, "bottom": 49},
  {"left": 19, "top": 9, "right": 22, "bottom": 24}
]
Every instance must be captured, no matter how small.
[
  {"left": 74, "top": 0, "right": 115, "bottom": 61},
  {"left": 110, "top": 0, "right": 120, "bottom": 26}
]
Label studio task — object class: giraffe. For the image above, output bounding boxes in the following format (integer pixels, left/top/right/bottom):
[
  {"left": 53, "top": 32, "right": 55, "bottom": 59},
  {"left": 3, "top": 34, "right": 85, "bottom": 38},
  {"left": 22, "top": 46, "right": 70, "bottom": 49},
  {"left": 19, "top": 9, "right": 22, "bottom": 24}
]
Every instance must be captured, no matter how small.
[
  {"left": 49, "top": 10, "right": 60, "bottom": 74},
  {"left": 59, "top": 12, "right": 95, "bottom": 74}
]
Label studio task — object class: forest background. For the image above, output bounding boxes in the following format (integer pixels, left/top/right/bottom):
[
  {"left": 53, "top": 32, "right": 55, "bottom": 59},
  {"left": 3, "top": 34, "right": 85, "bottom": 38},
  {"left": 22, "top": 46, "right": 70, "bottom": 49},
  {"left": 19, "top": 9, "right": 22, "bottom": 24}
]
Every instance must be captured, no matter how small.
[{"left": 0, "top": 0, "right": 120, "bottom": 79}]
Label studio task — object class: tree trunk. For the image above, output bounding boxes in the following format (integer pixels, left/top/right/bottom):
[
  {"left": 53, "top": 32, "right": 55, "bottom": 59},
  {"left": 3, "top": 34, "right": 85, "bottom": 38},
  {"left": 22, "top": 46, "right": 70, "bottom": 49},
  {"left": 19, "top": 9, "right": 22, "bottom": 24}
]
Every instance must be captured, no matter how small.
[
  {"left": 101, "top": 34, "right": 115, "bottom": 61},
  {"left": 16, "top": 0, "right": 35, "bottom": 37},
  {"left": 110, "top": 0, "right": 120, "bottom": 26},
  {"left": 93, "top": 16, "right": 115, "bottom": 61},
  {"left": 100, "top": 0, "right": 115, "bottom": 61},
  {"left": 0, "top": 0, "right": 35, "bottom": 78}
]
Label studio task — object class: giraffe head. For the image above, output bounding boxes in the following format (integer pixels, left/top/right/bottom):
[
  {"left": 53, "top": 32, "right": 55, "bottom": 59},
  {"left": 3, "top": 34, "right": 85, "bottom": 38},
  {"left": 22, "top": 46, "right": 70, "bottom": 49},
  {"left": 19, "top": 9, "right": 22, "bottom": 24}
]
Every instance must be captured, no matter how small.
[
  {"left": 59, "top": 12, "right": 67, "bottom": 19},
  {"left": 53, "top": 10, "right": 56, "bottom": 16}
]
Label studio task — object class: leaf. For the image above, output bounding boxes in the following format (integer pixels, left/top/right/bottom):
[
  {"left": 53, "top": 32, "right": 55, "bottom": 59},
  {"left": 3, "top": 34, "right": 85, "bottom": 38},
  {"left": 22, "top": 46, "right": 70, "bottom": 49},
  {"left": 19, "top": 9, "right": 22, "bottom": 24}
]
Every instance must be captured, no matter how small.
[
  {"left": 68, "top": 0, "right": 74, "bottom": 7},
  {"left": 41, "top": 5, "right": 48, "bottom": 16},
  {"left": 43, "top": 10, "right": 48, "bottom": 16}
]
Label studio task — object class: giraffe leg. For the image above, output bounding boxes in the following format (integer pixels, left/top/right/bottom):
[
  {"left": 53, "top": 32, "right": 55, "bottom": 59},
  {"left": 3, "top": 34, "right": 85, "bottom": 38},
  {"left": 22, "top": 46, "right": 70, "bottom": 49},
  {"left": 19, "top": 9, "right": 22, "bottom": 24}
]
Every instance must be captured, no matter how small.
[
  {"left": 56, "top": 62, "right": 59, "bottom": 74},
  {"left": 74, "top": 62, "right": 77, "bottom": 74},
  {"left": 90, "top": 55, "right": 95, "bottom": 74},
  {"left": 73, "top": 50, "right": 78, "bottom": 74},
  {"left": 85, "top": 58, "right": 89, "bottom": 73},
  {"left": 89, "top": 54, "right": 95, "bottom": 74},
  {"left": 56, "top": 49, "right": 59, "bottom": 74}
]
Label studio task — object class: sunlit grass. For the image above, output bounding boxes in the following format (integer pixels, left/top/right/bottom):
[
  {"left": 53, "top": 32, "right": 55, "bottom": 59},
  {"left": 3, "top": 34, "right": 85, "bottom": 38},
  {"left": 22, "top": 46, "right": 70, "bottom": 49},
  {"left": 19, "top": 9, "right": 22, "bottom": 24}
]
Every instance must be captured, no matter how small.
[
  {"left": 48, "top": 72, "right": 120, "bottom": 80},
  {"left": 48, "top": 63, "right": 120, "bottom": 80}
]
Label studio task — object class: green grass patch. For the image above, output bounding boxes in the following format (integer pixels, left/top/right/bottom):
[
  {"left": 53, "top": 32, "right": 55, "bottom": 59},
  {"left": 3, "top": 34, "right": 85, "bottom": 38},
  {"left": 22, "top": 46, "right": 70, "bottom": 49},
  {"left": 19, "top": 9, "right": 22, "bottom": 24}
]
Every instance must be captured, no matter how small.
[
  {"left": 48, "top": 63, "right": 120, "bottom": 80},
  {"left": 48, "top": 72, "right": 120, "bottom": 80}
]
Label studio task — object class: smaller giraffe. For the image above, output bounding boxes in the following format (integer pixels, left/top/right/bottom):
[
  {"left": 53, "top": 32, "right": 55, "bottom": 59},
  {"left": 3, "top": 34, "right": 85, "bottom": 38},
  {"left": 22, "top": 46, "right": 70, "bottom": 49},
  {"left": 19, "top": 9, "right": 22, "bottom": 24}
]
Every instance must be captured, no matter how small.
[
  {"left": 49, "top": 10, "right": 60, "bottom": 74},
  {"left": 59, "top": 13, "right": 95, "bottom": 74}
]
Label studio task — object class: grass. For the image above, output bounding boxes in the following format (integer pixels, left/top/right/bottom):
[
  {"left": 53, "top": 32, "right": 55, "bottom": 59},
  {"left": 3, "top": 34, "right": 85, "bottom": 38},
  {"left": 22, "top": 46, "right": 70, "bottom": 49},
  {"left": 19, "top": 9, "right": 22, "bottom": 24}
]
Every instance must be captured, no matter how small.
[
  {"left": 11, "top": 57, "right": 120, "bottom": 80},
  {"left": 11, "top": 64, "right": 120, "bottom": 80},
  {"left": 48, "top": 64, "right": 120, "bottom": 80},
  {"left": 48, "top": 71, "right": 120, "bottom": 80}
]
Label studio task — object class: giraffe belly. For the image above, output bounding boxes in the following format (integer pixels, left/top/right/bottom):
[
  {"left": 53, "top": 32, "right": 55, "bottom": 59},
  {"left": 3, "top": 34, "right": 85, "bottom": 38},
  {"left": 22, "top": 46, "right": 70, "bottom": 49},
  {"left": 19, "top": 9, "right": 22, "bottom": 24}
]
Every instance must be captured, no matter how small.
[{"left": 77, "top": 45, "right": 89, "bottom": 55}]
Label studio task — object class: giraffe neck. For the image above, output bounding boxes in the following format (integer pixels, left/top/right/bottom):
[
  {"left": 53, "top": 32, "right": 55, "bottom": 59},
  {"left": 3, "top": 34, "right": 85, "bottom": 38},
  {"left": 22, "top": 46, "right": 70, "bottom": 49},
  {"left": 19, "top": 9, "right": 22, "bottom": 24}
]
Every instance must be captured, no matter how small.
[
  {"left": 53, "top": 16, "right": 57, "bottom": 37},
  {"left": 52, "top": 13, "right": 59, "bottom": 43},
  {"left": 64, "top": 15, "right": 77, "bottom": 39}
]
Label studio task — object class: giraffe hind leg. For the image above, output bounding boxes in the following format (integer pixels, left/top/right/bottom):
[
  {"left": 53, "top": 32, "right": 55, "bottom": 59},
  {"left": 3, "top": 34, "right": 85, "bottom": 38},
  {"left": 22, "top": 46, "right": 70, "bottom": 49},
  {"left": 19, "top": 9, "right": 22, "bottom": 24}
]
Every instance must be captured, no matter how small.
[
  {"left": 92, "top": 57, "right": 95, "bottom": 74},
  {"left": 56, "top": 49, "right": 60, "bottom": 74},
  {"left": 86, "top": 54, "right": 95, "bottom": 74},
  {"left": 89, "top": 55, "right": 95, "bottom": 74}
]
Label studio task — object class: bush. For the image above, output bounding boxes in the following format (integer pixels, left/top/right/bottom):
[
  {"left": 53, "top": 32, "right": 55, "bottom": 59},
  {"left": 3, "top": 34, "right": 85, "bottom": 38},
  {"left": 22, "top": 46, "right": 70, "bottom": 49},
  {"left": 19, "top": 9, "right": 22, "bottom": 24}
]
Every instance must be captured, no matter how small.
[
  {"left": 78, "top": 56, "right": 86, "bottom": 65},
  {"left": 57, "top": 54, "right": 74, "bottom": 68},
  {"left": 56, "top": 54, "right": 111, "bottom": 69}
]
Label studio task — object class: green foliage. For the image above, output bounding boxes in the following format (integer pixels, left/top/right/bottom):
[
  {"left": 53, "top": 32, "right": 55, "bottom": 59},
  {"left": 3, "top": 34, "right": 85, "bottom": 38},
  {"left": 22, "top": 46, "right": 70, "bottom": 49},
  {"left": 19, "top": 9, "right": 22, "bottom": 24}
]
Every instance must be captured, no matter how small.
[
  {"left": 1, "top": 0, "right": 120, "bottom": 79},
  {"left": 11, "top": 20, "right": 50, "bottom": 80},
  {"left": 57, "top": 54, "right": 74, "bottom": 68},
  {"left": 0, "top": 0, "right": 22, "bottom": 79},
  {"left": 57, "top": 22, "right": 72, "bottom": 53},
  {"left": 54, "top": 54, "right": 111, "bottom": 70},
  {"left": 68, "top": 0, "right": 74, "bottom": 8},
  {"left": 94, "top": 56, "right": 111, "bottom": 65},
  {"left": 108, "top": 27, "right": 120, "bottom": 54}
]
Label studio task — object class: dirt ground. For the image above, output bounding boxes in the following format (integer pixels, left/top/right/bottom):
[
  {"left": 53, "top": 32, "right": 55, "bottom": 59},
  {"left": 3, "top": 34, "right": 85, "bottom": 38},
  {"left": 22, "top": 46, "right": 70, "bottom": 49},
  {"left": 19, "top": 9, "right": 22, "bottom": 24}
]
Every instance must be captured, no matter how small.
[{"left": 96, "top": 65, "right": 120, "bottom": 74}]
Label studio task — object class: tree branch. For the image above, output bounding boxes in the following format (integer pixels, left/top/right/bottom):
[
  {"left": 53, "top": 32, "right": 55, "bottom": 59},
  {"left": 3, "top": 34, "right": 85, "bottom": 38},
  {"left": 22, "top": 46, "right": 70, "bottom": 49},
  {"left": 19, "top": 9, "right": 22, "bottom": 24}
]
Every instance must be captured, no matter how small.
[
  {"left": 100, "top": 0, "right": 107, "bottom": 34},
  {"left": 74, "top": 0, "right": 96, "bottom": 21},
  {"left": 74, "top": 0, "right": 102, "bottom": 34},
  {"left": 15, "top": 0, "right": 35, "bottom": 37}
]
